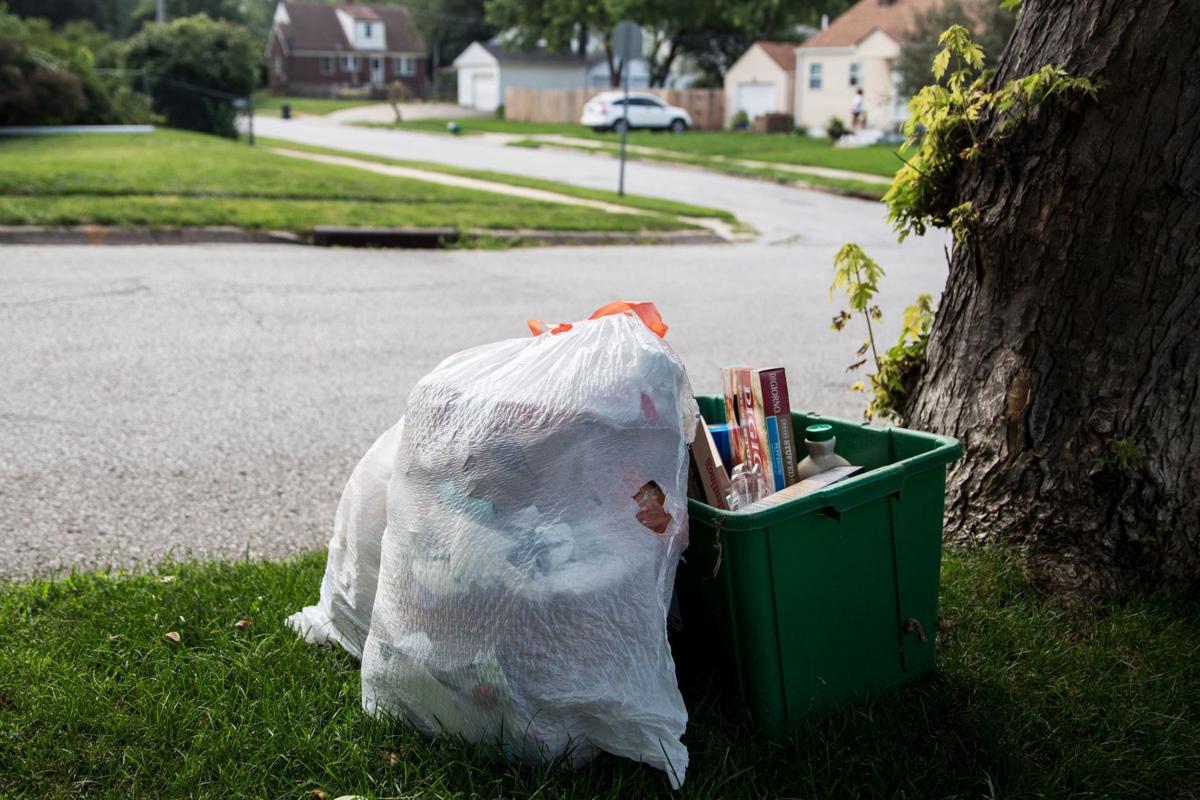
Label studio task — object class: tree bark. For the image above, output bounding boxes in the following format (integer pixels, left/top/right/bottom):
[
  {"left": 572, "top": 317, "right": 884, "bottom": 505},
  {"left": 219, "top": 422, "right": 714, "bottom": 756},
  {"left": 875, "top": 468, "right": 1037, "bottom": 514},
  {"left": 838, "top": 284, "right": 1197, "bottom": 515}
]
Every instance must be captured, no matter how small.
[
  {"left": 650, "top": 37, "right": 680, "bottom": 88},
  {"left": 906, "top": 0, "right": 1200, "bottom": 595}
]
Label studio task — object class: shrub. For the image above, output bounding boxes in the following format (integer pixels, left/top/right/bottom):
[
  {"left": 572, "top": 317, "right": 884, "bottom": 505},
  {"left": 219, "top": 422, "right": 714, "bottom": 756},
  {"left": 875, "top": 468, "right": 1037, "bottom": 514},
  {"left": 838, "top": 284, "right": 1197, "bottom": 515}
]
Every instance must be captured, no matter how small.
[
  {"left": 827, "top": 116, "right": 849, "bottom": 142},
  {"left": 0, "top": 9, "right": 151, "bottom": 125},
  {"left": 0, "top": 39, "right": 87, "bottom": 124},
  {"left": 124, "top": 14, "right": 257, "bottom": 138},
  {"left": 730, "top": 109, "right": 749, "bottom": 130}
]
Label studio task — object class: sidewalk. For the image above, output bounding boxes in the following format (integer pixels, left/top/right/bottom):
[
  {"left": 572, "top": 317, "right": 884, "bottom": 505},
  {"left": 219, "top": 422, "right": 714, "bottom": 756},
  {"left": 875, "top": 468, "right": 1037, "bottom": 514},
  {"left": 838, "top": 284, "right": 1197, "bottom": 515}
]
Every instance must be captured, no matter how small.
[
  {"left": 323, "top": 102, "right": 492, "bottom": 125},
  {"left": 267, "top": 146, "right": 742, "bottom": 241}
]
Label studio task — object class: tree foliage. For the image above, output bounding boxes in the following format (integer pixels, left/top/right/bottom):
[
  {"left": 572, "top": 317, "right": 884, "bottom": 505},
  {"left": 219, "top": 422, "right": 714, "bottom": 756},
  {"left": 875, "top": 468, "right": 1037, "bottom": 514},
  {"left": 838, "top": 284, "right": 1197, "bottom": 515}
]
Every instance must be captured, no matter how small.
[
  {"left": 674, "top": 0, "right": 846, "bottom": 86},
  {"left": 0, "top": 8, "right": 152, "bottom": 124},
  {"left": 833, "top": 23, "right": 1098, "bottom": 423},
  {"left": 406, "top": 0, "right": 493, "bottom": 68},
  {"left": 3, "top": 0, "right": 130, "bottom": 37},
  {"left": 895, "top": 0, "right": 1015, "bottom": 98},
  {"left": 127, "top": 0, "right": 251, "bottom": 33},
  {"left": 124, "top": 14, "right": 257, "bottom": 138},
  {"left": 886, "top": 24, "right": 1099, "bottom": 242},
  {"left": 483, "top": 0, "right": 847, "bottom": 87}
]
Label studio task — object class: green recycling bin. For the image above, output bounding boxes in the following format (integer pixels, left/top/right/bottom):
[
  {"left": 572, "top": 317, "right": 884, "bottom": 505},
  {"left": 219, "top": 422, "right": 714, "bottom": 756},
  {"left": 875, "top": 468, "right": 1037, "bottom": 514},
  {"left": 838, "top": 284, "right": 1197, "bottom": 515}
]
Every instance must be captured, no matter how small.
[{"left": 672, "top": 395, "right": 963, "bottom": 737}]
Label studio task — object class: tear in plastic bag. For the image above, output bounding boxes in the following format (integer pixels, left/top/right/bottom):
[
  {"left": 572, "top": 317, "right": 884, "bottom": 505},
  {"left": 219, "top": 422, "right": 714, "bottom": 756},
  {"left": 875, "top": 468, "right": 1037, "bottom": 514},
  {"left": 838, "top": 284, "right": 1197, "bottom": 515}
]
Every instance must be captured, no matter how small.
[{"left": 289, "top": 307, "right": 698, "bottom": 787}]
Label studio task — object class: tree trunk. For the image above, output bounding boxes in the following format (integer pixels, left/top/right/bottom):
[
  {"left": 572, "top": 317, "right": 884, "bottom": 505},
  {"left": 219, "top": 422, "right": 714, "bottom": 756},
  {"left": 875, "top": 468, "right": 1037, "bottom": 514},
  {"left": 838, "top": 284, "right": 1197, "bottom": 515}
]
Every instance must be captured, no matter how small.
[
  {"left": 906, "top": 0, "right": 1200, "bottom": 596},
  {"left": 650, "top": 37, "right": 680, "bottom": 88}
]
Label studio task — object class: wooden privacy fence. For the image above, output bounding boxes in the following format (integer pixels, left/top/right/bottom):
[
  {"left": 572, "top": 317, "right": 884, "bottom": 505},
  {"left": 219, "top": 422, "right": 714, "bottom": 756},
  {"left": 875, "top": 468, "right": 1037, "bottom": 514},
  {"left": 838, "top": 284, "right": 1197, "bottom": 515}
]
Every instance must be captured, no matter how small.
[{"left": 504, "top": 87, "right": 726, "bottom": 131}]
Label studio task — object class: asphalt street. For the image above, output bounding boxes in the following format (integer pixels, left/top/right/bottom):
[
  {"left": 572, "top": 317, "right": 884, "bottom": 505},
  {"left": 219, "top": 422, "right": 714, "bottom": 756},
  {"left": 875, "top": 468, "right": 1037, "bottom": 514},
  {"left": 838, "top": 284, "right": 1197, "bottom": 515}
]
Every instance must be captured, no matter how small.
[{"left": 1, "top": 125, "right": 948, "bottom": 578}]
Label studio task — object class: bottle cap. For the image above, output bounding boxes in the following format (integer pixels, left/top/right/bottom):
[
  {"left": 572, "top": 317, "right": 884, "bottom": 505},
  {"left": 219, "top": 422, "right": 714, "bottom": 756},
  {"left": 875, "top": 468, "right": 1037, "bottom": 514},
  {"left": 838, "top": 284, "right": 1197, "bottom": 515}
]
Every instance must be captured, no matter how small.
[{"left": 805, "top": 423, "right": 834, "bottom": 442}]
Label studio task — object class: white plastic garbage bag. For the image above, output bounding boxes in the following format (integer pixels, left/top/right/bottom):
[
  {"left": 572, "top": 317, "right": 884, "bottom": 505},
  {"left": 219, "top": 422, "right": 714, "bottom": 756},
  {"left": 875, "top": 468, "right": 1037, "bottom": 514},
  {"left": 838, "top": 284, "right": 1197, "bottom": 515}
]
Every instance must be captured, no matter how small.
[
  {"left": 288, "top": 418, "right": 403, "bottom": 659},
  {"left": 291, "top": 303, "right": 697, "bottom": 787}
]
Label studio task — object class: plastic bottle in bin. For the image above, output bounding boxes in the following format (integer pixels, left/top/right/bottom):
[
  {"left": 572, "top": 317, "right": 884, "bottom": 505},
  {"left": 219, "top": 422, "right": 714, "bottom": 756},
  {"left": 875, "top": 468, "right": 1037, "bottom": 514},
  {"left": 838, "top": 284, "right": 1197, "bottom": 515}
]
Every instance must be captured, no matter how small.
[
  {"left": 727, "top": 461, "right": 770, "bottom": 510},
  {"left": 795, "top": 423, "right": 851, "bottom": 480}
]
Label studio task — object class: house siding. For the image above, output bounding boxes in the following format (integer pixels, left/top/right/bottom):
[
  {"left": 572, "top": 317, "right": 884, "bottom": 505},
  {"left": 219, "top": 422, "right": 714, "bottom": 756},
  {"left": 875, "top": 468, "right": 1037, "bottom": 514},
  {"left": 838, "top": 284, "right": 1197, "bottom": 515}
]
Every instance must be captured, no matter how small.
[
  {"left": 795, "top": 29, "right": 904, "bottom": 132},
  {"left": 723, "top": 44, "right": 795, "bottom": 128},
  {"left": 269, "top": 41, "right": 428, "bottom": 97}
]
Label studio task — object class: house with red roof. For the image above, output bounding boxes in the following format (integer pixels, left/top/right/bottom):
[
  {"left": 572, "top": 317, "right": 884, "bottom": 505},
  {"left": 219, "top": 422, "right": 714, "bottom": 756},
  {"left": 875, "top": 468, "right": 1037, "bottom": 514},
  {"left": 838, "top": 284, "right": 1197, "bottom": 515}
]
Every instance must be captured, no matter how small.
[
  {"left": 723, "top": 41, "right": 797, "bottom": 129},
  {"left": 265, "top": 1, "right": 427, "bottom": 97},
  {"left": 795, "top": 0, "right": 941, "bottom": 133}
]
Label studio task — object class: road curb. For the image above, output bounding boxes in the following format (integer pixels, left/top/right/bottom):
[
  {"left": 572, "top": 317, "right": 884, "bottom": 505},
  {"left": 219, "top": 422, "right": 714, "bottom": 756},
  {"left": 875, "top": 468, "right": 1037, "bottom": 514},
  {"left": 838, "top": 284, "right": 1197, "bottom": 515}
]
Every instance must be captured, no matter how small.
[
  {"left": 0, "top": 225, "right": 725, "bottom": 248},
  {"left": 468, "top": 228, "right": 724, "bottom": 246},
  {"left": 0, "top": 225, "right": 304, "bottom": 246}
]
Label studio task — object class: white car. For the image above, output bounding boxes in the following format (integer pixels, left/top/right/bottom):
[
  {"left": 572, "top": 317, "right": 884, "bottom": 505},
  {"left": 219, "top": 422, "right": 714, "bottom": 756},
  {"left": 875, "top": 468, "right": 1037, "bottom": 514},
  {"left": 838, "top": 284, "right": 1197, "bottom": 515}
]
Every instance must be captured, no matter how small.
[{"left": 580, "top": 91, "right": 692, "bottom": 133}]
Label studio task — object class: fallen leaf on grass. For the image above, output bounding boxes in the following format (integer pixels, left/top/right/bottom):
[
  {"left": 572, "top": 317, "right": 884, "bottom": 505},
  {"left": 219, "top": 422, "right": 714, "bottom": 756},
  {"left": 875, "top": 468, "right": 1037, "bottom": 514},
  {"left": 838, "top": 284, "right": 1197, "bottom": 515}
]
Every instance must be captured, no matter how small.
[
  {"left": 233, "top": 618, "right": 252, "bottom": 631},
  {"left": 311, "top": 790, "right": 327, "bottom": 800},
  {"left": 107, "top": 634, "right": 124, "bottom": 642},
  {"left": 377, "top": 748, "right": 400, "bottom": 767},
  {"left": 157, "top": 575, "right": 177, "bottom": 583},
  {"left": 162, "top": 631, "right": 181, "bottom": 644}
]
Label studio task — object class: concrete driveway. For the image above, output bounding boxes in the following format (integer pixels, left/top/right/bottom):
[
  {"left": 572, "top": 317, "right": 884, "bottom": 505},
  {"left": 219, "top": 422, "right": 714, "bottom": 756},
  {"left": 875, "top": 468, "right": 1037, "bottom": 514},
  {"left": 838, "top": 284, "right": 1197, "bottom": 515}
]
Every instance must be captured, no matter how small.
[{"left": 2, "top": 123, "right": 949, "bottom": 579}]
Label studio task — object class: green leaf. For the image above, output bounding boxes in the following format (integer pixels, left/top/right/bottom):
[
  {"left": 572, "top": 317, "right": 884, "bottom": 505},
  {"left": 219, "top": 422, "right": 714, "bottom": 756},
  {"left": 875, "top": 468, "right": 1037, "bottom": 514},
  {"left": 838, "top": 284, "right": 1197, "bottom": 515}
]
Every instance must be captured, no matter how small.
[{"left": 932, "top": 49, "right": 951, "bottom": 80}]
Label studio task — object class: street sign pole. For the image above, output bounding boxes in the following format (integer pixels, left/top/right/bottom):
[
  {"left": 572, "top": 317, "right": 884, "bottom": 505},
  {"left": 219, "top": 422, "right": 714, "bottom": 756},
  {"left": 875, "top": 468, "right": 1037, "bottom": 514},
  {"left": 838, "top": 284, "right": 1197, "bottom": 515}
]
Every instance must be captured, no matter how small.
[
  {"left": 612, "top": 20, "right": 642, "bottom": 197},
  {"left": 618, "top": 59, "right": 630, "bottom": 196}
]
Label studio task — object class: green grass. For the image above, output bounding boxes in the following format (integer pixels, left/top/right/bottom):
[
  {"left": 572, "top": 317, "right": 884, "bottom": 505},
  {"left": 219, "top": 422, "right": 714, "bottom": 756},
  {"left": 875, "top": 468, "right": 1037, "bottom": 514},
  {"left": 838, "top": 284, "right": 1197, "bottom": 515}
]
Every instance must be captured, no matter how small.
[
  {"left": 253, "top": 91, "right": 377, "bottom": 117},
  {"left": 3, "top": 547, "right": 1196, "bottom": 799},
  {"left": 259, "top": 136, "right": 738, "bottom": 223},
  {"left": 0, "top": 129, "right": 692, "bottom": 236},
  {"left": 521, "top": 138, "right": 887, "bottom": 200},
  {"left": 386, "top": 117, "right": 905, "bottom": 177}
]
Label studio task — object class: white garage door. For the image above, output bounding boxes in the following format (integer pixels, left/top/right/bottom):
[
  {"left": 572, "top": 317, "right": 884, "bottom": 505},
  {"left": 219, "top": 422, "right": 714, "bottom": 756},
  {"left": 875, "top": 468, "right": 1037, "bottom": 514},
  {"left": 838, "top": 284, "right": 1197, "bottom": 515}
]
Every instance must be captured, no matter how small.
[
  {"left": 472, "top": 71, "right": 499, "bottom": 111},
  {"left": 736, "top": 81, "right": 777, "bottom": 120}
]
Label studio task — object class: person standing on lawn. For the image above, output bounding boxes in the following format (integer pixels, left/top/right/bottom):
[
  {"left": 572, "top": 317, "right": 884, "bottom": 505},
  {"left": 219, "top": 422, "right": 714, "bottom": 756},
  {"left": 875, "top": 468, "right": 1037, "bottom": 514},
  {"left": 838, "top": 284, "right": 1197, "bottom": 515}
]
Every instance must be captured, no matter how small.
[{"left": 851, "top": 88, "right": 865, "bottom": 129}]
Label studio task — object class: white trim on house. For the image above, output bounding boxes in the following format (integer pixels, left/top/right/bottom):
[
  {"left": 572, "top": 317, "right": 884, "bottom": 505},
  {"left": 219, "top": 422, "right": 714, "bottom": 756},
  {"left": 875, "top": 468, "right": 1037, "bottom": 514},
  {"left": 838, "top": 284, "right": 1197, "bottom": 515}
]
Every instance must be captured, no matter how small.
[{"left": 394, "top": 55, "right": 417, "bottom": 76}]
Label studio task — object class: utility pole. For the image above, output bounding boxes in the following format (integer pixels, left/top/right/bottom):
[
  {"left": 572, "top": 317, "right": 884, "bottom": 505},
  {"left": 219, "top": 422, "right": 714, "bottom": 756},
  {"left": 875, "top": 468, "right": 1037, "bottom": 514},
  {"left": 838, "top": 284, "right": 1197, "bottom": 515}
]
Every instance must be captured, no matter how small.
[{"left": 156, "top": 0, "right": 166, "bottom": 23}]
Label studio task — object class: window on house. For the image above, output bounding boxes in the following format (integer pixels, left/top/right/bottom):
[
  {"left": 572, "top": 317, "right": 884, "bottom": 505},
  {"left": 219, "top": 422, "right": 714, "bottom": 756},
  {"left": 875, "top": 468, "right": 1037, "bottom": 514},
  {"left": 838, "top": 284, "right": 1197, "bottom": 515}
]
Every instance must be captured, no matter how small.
[
  {"left": 363, "top": 22, "right": 372, "bottom": 37},
  {"left": 809, "top": 62, "right": 823, "bottom": 90},
  {"left": 274, "top": 56, "right": 282, "bottom": 76},
  {"left": 849, "top": 61, "right": 863, "bottom": 87},
  {"left": 320, "top": 56, "right": 333, "bottom": 75},
  {"left": 393, "top": 56, "right": 416, "bottom": 76},
  {"left": 342, "top": 55, "right": 357, "bottom": 71}
]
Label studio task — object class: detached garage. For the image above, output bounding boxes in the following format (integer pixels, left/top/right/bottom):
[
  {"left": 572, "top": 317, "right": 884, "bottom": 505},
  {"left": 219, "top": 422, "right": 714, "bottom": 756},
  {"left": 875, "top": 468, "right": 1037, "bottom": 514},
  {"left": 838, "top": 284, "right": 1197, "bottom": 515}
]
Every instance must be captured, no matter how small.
[
  {"left": 723, "top": 40, "right": 797, "bottom": 129},
  {"left": 452, "top": 41, "right": 586, "bottom": 112}
]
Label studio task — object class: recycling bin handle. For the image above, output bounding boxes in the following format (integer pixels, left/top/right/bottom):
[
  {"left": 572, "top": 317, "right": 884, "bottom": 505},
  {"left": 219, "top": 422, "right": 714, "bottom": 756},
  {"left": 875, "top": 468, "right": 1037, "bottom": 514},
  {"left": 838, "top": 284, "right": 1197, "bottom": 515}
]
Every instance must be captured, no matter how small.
[{"left": 815, "top": 464, "right": 906, "bottom": 521}]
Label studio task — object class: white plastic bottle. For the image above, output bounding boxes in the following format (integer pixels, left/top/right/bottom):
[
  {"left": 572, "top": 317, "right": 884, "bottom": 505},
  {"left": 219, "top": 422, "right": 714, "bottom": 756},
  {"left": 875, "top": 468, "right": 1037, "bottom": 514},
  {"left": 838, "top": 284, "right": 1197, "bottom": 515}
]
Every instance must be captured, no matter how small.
[{"left": 795, "top": 423, "right": 851, "bottom": 480}]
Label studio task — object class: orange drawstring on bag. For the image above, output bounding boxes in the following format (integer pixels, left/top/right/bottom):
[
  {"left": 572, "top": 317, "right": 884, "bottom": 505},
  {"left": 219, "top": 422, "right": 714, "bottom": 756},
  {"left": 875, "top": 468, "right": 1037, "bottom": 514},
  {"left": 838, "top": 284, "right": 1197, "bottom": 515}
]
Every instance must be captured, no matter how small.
[{"left": 526, "top": 300, "right": 668, "bottom": 339}]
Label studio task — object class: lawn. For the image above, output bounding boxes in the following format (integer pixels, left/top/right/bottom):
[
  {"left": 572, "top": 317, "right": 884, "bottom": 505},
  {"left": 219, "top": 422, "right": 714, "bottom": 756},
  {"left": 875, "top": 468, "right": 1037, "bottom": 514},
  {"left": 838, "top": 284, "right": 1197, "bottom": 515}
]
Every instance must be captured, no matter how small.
[
  {"left": 0, "top": 129, "right": 694, "bottom": 237},
  {"left": 388, "top": 118, "right": 905, "bottom": 178},
  {"left": 2, "top": 547, "right": 1196, "bottom": 799},
  {"left": 253, "top": 91, "right": 377, "bottom": 117},
  {"left": 258, "top": 136, "right": 739, "bottom": 223}
]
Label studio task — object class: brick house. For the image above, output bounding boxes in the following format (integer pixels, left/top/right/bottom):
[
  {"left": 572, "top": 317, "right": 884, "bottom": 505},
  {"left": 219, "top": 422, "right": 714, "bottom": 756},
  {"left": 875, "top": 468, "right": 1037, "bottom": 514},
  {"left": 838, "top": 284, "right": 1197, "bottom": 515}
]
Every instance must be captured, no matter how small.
[{"left": 265, "top": 1, "right": 427, "bottom": 98}]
